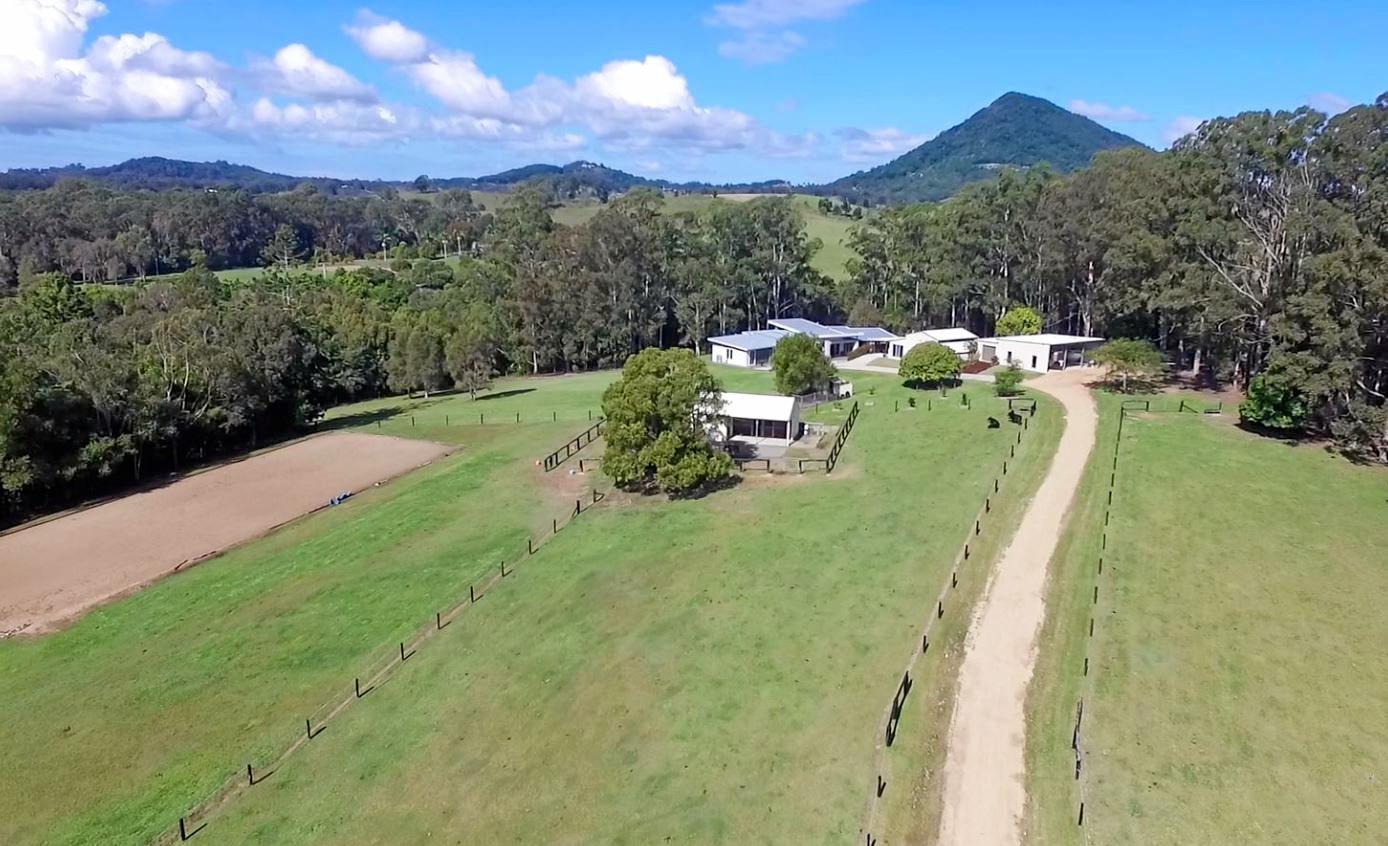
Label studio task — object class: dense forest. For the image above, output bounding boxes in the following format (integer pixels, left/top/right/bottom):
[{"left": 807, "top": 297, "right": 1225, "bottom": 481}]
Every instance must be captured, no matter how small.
[
  {"left": 843, "top": 97, "right": 1388, "bottom": 461},
  {"left": 1, "top": 96, "right": 1384, "bottom": 523},
  {"left": 0, "top": 190, "right": 830, "bottom": 522}
]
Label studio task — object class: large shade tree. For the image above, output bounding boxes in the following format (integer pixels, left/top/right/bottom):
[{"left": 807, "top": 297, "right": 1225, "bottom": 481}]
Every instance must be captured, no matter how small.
[{"left": 601, "top": 349, "right": 733, "bottom": 495}]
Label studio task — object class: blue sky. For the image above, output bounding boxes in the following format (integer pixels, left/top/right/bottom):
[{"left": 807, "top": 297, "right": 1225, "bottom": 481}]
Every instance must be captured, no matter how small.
[{"left": 1, "top": 0, "right": 1383, "bottom": 183}]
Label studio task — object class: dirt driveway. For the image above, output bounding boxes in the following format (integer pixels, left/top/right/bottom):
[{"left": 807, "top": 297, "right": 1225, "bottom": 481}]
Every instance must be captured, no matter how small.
[
  {"left": 937, "top": 368, "right": 1099, "bottom": 845},
  {"left": 0, "top": 432, "right": 451, "bottom": 637}
]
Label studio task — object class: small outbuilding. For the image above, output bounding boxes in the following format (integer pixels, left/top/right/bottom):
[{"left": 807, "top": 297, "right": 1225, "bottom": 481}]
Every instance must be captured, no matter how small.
[
  {"left": 707, "top": 391, "right": 803, "bottom": 448},
  {"left": 977, "top": 334, "right": 1105, "bottom": 373}
]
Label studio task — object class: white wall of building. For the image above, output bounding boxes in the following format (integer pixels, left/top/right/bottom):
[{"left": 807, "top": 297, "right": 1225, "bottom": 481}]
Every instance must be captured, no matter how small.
[{"left": 710, "top": 343, "right": 752, "bottom": 367}]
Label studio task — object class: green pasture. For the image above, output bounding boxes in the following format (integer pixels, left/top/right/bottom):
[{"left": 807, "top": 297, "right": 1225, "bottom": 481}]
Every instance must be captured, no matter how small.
[
  {"left": 0, "top": 366, "right": 1052, "bottom": 845},
  {"left": 1025, "top": 398, "right": 1388, "bottom": 845}
]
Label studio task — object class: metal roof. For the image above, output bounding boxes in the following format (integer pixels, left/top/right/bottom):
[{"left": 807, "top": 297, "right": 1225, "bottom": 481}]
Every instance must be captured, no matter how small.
[
  {"left": 981, "top": 334, "right": 1104, "bottom": 346},
  {"left": 828, "top": 325, "right": 901, "bottom": 341},
  {"left": 715, "top": 391, "right": 798, "bottom": 421},
  {"left": 920, "top": 327, "right": 979, "bottom": 343},
  {"left": 707, "top": 329, "right": 791, "bottom": 352},
  {"left": 767, "top": 318, "right": 858, "bottom": 339}
]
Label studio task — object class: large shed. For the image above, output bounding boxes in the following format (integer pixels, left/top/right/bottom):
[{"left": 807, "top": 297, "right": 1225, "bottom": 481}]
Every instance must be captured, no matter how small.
[{"left": 977, "top": 334, "right": 1105, "bottom": 373}]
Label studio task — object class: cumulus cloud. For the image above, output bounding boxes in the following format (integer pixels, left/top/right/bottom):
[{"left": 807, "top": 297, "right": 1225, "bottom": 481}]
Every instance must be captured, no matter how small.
[
  {"left": 0, "top": 2, "right": 816, "bottom": 163},
  {"left": 343, "top": 10, "right": 428, "bottom": 63},
  {"left": 0, "top": 0, "right": 231, "bottom": 129},
  {"left": 344, "top": 14, "right": 792, "bottom": 155},
  {"left": 1162, "top": 115, "right": 1204, "bottom": 145},
  {"left": 836, "top": 126, "right": 930, "bottom": 162},
  {"left": 254, "top": 44, "right": 375, "bottom": 103},
  {"left": 1308, "top": 92, "right": 1351, "bottom": 115},
  {"left": 1068, "top": 99, "right": 1150, "bottom": 122}
]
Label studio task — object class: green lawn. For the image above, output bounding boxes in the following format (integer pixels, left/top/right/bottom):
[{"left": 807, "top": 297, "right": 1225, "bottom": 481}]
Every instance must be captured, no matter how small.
[
  {"left": 1025, "top": 399, "right": 1388, "bottom": 845},
  {"left": 0, "top": 366, "right": 1056, "bottom": 845}
]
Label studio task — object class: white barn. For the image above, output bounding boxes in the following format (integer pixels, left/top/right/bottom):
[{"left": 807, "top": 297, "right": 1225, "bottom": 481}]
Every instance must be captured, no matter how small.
[
  {"left": 978, "top": 334, "right": 1105, "bottom": 373},
  {"left": 887, "top": 327, "right": 979, "bottom": 360}
]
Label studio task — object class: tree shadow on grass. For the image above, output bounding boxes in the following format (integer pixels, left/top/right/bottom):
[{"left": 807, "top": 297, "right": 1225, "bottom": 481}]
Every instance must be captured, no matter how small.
[
  {"left": 475, "top": 388, "right": 537, "bottom": 402},
  {"left": 318, "top": 406, "right": 410, "bottom": 432}
]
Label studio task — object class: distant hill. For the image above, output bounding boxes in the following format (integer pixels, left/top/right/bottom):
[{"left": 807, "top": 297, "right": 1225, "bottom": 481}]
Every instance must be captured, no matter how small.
[
  {"left": 0, "top": 156, "right": 791, "bottom": 199},
  {"left": 0, "top": 156, "right": 359, "bottom": 193},
  {"left": 821, "top": 92, "right": 1149, "bottom": 204}
]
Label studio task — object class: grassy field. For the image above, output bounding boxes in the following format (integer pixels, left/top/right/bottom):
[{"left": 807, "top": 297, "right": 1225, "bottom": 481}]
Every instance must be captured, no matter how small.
[
  {"left": 0, "top": 365, "right": 1055, "bottom": 845},
  {"left": 1025, "top": 398, "right": 1388, "bottom": 845},
  {"left": 551, "top": 193, "right": 858, "bottom": 281}
]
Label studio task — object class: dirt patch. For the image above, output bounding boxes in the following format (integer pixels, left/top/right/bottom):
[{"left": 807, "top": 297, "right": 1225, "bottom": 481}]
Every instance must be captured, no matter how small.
[{"left": 0, "top": 432, "right": 453, "bottom": 637}]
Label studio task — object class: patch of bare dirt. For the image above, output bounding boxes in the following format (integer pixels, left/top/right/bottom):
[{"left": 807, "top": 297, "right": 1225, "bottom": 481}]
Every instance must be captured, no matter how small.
[{"left": 0, "top": 432, "right": 452, "bottom": 637}]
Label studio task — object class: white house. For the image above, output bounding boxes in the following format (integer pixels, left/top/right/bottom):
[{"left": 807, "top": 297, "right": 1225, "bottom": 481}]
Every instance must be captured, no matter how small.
[
  {"left": 977, "top": 334, "right": 1105, "bottom": 373},
  {"left": 706, "top": 391, "right": 803, "bottom": 447},
  {"left": 707, "top": 329, "right": 791, "bottom": 368},
  {"left": 887, "top": 327, "right": 979, "bottom": 360},
  {"left": 709, "top": 318, "right": 900, "bottom": 368}
]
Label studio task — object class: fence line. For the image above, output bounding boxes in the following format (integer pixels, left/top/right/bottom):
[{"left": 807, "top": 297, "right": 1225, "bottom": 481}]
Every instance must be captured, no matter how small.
[
  {"left": 157, "top": 485, "right": 613, "bottom": 844},
  {"left": 363, "top": 407, "right": 603, "bottom": 431},
  {"left": 541, "top": 418, "right": 605, "bottom": 472},
  {"left": 826, "top": 401, "right": 861, "bottom": 473},
  {"left": 1071, "top": 398, "right": 1223, "bottom": 835},
  {"left": 858, "top": 408, "right": 1035, "bottom": 845}
]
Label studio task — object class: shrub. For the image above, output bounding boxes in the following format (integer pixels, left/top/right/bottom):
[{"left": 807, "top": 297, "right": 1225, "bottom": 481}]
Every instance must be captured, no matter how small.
[
  {"left": 900, "top": 343, "right": 961, "bottom": 388},
  {"left": 994, "top": 364, "right": 1025, "bottom": 397},
  {"left": 1240, "top": 374, "right": 1309, "bottom": 431}
]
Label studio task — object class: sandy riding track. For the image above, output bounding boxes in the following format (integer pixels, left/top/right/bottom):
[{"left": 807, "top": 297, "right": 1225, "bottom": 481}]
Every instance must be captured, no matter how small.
[
  {"left": 938, "top": 369, "right": 1098, "bottom": 845},
  {"left": 0, "top": 432, "right": 452, "bottom": 636}
]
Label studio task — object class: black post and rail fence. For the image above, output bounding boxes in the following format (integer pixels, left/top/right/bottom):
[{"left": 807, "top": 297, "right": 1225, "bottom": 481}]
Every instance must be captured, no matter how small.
[
  {"left": 541, "top": 418, "right": 605, "bottom": 472},
  {"left": 159, "top": 483, "right": 613, "bottom": 843}
]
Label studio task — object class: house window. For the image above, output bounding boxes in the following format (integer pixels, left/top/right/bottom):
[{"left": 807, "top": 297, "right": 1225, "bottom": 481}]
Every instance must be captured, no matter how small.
[{"left": 1031, "top": 355, "right": 1038, "bottom": 369}]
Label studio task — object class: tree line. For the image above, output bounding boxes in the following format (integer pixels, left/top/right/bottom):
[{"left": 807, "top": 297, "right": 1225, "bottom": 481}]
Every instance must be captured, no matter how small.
[
  {"left": 842, "top": 96, "right": 1387, "bottom": 461},
  {"left": 0, "top": 190, "right": 831, "bottom": 522}
]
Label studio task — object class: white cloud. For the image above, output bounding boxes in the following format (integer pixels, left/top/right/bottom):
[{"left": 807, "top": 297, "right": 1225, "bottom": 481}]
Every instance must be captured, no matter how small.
[
  {"left": 343, "top": 10, "right": 428, "bottom": 63},
  {"left": 1068, "top": 99, "right": 1150, "bottom": 122},
  {"left": 1308, "top": 92, "right": 1351, "bottom": 115},
  {"left": 705, "top": 0, "right": 864, "bottom": 63},
  {"left": 0, "top": 3, "right": 819, "bottom": 165},
  {"left": 244, "top": 96, "right": 403, "bottom": 143},
  {"left": 0, "top": 0, "right": 231, "bottom": 129},
  {"left": 836, "top": 126, "right": 930, "bottom": 162},
  {"left": 345, "top": 16, "right": 787, "bottom": 156},
  {"left": 1162, "top": 115, "right": 1204, "bottom": 145},
  {"left": 407, "top": 51, "right": 514, "bottom": 120},
  {"left": 255, "top": 44, "right": 375, "bottom": 103},
  {"left": 706, "top": 0, "right": 866, "bottom": 29},
  {"left": 575, "top": 56, "right": 694, "bottom": 111},
  {"left": 717, "top": 31, "right": 806, "bottom": 65}
]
